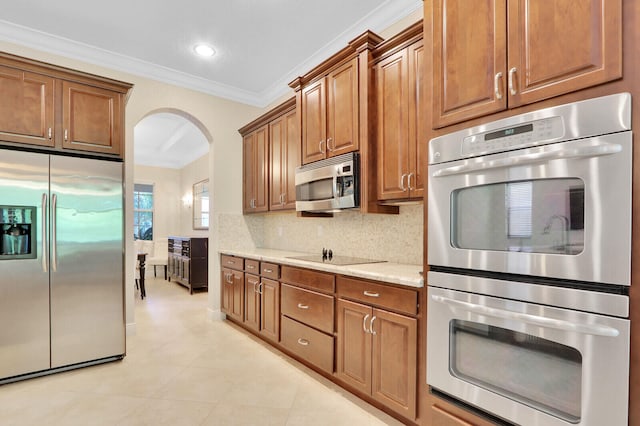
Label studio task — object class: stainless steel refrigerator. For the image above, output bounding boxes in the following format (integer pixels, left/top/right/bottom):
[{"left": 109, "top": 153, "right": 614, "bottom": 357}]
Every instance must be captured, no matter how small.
[{"left": 0, "top": 149, "right": 124, "bottom": 382}]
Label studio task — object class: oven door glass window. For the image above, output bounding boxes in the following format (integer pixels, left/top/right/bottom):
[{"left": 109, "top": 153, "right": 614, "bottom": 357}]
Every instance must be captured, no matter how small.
[
  {"left": 450, "top": 320, "right": 582, "bottom": 423},
  {"left": 451, "top": 178, "right": 584, "bottom": 254},
  {"left": 296, "top": 177, "right": 334, "bottom": 201}
]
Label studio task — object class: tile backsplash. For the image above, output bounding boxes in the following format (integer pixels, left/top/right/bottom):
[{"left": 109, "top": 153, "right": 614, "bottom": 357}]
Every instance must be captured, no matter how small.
[{"left": 218, "top": 204, "right": 423, "bottom": 265}]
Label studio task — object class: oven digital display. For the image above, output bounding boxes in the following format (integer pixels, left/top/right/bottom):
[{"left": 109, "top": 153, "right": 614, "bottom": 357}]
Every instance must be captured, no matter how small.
[{"left": 485, "top": 123, "right": 534, "bottom": 141}]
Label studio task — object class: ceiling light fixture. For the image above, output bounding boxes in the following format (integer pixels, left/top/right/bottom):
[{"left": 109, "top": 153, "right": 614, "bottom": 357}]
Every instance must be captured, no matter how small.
[{"left": 193, "top": 44, "right": 216, "bottom": 58}]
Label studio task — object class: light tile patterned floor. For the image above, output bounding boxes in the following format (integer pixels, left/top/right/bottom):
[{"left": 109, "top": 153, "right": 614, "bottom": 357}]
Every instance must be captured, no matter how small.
[{"left": 0, "top": 276, "right": 404, "bottom": 425}]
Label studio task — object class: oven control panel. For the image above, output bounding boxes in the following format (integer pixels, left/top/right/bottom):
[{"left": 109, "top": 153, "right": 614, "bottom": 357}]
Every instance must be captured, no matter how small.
[{"left": 462, "top": 116, "right": 564, "bottom": 157}]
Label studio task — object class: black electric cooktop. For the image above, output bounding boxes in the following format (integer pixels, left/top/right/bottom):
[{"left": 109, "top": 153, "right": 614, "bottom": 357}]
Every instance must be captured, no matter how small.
[{"left": 286, "top": 254, "right": 386, "bottom": 266}]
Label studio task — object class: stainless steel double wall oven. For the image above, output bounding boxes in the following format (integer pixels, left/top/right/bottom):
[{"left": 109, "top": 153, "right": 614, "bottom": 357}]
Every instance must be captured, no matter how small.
[{"left": 427, "top": 93, "right": 632, "bottom": 426}]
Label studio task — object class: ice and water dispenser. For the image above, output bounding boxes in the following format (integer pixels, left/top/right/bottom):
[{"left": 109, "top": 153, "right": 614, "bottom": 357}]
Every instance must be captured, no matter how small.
[{"left": 1, "top": 206, "right": 36, "bottom": 259}]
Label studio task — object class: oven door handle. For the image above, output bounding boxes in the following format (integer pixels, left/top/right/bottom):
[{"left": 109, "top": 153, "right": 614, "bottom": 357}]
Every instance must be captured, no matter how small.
[
  {"left": 432, "top": 143, "right": 622, "bottom": 177},
  {"left": 431, "top": 295, "right": 620, "bottom": 337}
]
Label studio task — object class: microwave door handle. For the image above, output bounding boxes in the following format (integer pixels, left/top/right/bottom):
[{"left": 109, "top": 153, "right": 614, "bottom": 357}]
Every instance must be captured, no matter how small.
[
  {"left": 431, "top": 294, "right": 620, "bottom": 337},
  {"left": 334, "top": 175, "right": 340, "bottom": 198},
  {"left": 432, "top": 143, "right": 623, "bottom": 177}
]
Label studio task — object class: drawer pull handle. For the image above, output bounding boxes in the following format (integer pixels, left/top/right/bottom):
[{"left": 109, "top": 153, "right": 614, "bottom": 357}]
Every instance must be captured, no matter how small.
[
  {"left": 363, "top": 314, "right": 370, "bottom": 333},
  {"left": 227, "top": 260, "right": 234, "bottom": 264},
  {"left": 370, "top": 316, "right": 377, "bottom": 335},
  {"left": 363, "top": 291, "right": 380, "bottom": 298},
  {"left": 297, "top": 338, "right": 309, "bottom": 346},
  {"left": 247, "top": 265, "right": 255, "bottom": 269},
  {"left": 264, "top": 268, "right": 273, "bottom": 273},
  {"left": 297, "top": 303, "right": 309, "bottom": 310}
]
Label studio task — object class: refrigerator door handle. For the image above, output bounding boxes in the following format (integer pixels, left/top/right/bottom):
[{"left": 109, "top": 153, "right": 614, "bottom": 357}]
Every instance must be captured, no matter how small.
[
  {"left": 51, "top": 193, "right": 57, "bottom": 272},
  {"left": 42, "top": 193, "right": 48, "bottom": 273}
]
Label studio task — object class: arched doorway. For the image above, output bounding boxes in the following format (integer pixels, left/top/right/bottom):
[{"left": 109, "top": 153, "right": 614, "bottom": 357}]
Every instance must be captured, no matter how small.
[{"left": 132, "top": 109, "right": 213, "bottom": 296}]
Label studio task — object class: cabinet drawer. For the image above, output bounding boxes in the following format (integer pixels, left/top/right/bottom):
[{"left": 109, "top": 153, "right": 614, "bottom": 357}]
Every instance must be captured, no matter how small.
[
  {"left": 221, "top": 255, "right": 243, "bottom": 271},
  {"left": 280, "top": 316, "right": 333, "bottom": 374},
  {"left": 281, "top": 284, "right": 334, "bottom": 334},
  {"left": 336, "top": 276, "right": 418, "bottom": 315},
  {"left": 245, "top": 259, "right": 259, "bottom": 274},
  {"left": 281, "top": 265, "right": 335, "bottom": 294},
  {"left": 260, "top": 262, "right": 279, "bottom": 279}
]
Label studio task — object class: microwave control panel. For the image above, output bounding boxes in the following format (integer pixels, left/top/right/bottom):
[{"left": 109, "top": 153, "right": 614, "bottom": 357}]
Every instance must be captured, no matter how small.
[{"left": 461, "top": 116, "right": 564, "bottom": 157}]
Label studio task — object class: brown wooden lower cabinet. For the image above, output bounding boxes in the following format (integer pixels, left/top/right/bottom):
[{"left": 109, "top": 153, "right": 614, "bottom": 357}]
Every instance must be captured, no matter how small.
[
  {"left": 260, "top": 277, "right": 280, "bottom": 343},
  {"left": 221, "top": 267, "right": 243, "bottom": 322},
  {"left": 221, "top": 257, "right": 420, "bottom": 424},
  {"left": 336, "top": 298, "right": 417, "bottom": 420},
  {"left": 428, "top": 394, "right": 500, "bottom": 426},
  {"left": 280, "top": 316, "right": 333, "bottom": 374},
  {"left": 244, "top": 273, "right": 260, "bottom": 332}
]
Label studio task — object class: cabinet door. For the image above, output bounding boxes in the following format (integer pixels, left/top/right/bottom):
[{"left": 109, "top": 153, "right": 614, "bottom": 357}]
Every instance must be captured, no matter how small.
[
  {"left": 269, "top": 115, "right": 285, "bottom": 210},
  {"left": 221, "top": 268, "right": 243, "bottom": 322},
  {"left": 371, "top": 308, "right": 417, "bottom": 420},
  {"left": 221, "top": 267, "right": 233, "bottom": 315},
  {"left": 507, "top": 0, "right": 622, "bottom": 107},
  {"left": 376, "top": 49, "right": 410, "bottom": 201},
  {"left": 61, "top": 81, "right": 122, "bottom": 155},
  {"left": 301, "top": 79, "right": 326, "bottom": 164},
  {"left": 243, "top": 132, "right": 255, "bottom": 213},
  {"left": 432, "top": 0, "right": 507, "bottom": 128},
  {"left": 0, "top": 66, "right": 55, "bottom": 147},
  {"left": 243, "top": 126, "right": 269, "bottom": 214},
  {"left": 269, "top": 111, "right": 299, "bottom": 211},
  {"left": 283, "top": 108, "right": 299, "bottom": 210},
  {"left": 244, "top": 274, "right": 260, "bottom": 331},
  {"left": 326, "top": 58, "right": 359, "bottom": 157},
  {"left": 336, "top": 299, "right": 371, "bottom": 395},
  {"left": 408, "top": 40, "right": 427, "bottom": 199},
  {"left": 260, "top": 278, "right": 280, "bottom": 342}
]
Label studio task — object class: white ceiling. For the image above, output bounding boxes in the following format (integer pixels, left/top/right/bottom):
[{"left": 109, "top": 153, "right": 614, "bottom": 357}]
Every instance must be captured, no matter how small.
[
  {"left": 134, "top": 113, "right": 209, "bottom": 169},
  {"left": 0, "top": 0, "right": 421, "bottom": 168}
]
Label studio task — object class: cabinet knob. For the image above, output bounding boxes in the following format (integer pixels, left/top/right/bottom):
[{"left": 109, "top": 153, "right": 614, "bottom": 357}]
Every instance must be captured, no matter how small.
[{"left": 508, "top": 67, "right": 518, "bottom": 95}]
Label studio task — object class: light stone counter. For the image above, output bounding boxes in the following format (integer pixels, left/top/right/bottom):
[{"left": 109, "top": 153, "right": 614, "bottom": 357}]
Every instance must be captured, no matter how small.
[{"left": 219, "top": 248, "right": 424, "bottom": 288}]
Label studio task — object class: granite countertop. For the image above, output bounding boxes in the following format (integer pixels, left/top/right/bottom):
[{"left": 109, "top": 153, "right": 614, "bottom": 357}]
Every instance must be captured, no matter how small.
[{"left": 219, "top": 248, "right": 424, "bottom": 288}]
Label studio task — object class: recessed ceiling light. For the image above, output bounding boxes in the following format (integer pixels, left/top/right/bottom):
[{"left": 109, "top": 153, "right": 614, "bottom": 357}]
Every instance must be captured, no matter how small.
[{"left": 194, "top": 44, "right": 215, "bottom": 57}]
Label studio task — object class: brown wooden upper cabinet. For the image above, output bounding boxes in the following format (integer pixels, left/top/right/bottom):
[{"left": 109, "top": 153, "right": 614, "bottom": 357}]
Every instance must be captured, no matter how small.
[
  {"left": 375, "top": 23, "right": 426, "bottom": 202},
  {"left": 301, "top": 58, "right": 359, "bottom": 164},
  {"left": 0, "top": 65, "right": 55, "bottom": 147},
  {"left": 431, "top": 0, "right": 622, "bottom": 128},
  {"left": 61, "top": 81, "right": 123, "bottom": 155},
  {"left": 240, "top": 97, "right": 298, "bottom": 215},
  {"left": 242, "top": 125, "right": 269, "bottom": 213},
  {"left": 0, "top": 53, "right": 131, "bottom": 157},
  {"left": 269, "top": 107, "right": 298, "bottom": 211}
]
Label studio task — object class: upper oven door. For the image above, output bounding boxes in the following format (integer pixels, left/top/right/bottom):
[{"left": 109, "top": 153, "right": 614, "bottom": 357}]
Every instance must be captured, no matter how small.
[{"left": 428, "top": 131, "right": 632, "bottom": 286}]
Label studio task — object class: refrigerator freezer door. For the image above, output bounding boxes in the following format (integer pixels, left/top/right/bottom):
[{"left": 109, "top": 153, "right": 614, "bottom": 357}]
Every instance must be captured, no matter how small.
[
  {"left": 49, "top": 156, "right": 124, "bottom": 368},
  {"left": 0, "top": 150, "right": 51, "bottom": 379}
]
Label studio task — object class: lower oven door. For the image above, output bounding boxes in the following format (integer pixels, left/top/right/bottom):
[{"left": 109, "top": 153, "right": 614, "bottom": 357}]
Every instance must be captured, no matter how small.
[{"left": 427, "top": 286, "right": 630, "bottom": 426}]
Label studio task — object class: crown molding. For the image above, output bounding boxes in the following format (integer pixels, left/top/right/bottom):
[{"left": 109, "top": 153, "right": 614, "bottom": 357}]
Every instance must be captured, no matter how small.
[{"left": 0, "top": 0, "right": 422, "bottom": 108}]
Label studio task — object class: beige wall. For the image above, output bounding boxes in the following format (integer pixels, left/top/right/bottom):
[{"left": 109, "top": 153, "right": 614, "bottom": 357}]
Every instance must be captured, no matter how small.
[
  {"left": 179, "top": 154, "right": 210, "bottom": 237},
  {"left": 134, "top": 165, "right": 182, "bottom": 240}
]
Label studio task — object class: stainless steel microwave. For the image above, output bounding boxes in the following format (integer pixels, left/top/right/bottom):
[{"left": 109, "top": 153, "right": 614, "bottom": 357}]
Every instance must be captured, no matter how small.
[{"left": 295, "top": 152, "right": 359, "bottom": 213}]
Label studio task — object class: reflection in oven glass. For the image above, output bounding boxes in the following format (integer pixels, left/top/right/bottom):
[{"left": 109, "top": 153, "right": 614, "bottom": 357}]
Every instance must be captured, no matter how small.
[
  {"left": 451, "top": 178, "right": 585, "bottom": 255},
  {"left": 450, "top": 320, "right": 582, "bottom": 423}
]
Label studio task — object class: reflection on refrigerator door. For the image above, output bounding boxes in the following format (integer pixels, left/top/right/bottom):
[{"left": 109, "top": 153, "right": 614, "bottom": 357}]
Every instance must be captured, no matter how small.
[{"left": 0, "top": 149, "right": 124, "bottom": 383}]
